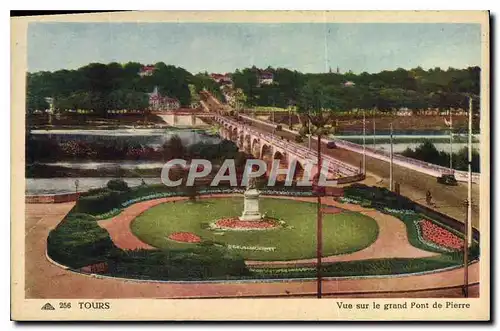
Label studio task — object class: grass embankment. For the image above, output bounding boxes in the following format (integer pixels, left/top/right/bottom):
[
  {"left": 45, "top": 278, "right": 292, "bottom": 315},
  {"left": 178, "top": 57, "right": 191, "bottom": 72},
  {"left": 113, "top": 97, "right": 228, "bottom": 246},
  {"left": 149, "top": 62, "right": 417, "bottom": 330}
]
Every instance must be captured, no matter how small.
[
  {"left": 131, "top": 197, "right": 379, "bottom": 261},
  {"left": 46, "top": 183, "right": 479, "bottom": 281}
]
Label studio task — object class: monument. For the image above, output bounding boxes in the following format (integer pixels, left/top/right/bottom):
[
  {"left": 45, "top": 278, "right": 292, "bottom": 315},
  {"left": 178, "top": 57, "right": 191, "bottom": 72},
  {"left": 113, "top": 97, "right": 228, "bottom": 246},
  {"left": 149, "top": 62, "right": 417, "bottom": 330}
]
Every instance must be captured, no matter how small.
[{"left": 239, "top": 178, "right": 263, "bottom": 221}]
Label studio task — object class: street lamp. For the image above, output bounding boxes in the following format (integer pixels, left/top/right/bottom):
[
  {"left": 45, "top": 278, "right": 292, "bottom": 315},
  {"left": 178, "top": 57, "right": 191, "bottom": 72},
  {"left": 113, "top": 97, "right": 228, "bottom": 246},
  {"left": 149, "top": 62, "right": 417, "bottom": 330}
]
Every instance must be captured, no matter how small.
[
  {"left": 315, "top": 132, "right": 323, "bottom": 299},
  {"left": 462, "top": 95, "right": 475, "bottom": 298},
  {"left": 389, "top": 122, "right": 394, "bottom": 191},
  {"left": 372, "top": 109, "right": 376, "bottom": 150},
  {"left": 363, "top": 109, "right": 366, "bottom": 174}
]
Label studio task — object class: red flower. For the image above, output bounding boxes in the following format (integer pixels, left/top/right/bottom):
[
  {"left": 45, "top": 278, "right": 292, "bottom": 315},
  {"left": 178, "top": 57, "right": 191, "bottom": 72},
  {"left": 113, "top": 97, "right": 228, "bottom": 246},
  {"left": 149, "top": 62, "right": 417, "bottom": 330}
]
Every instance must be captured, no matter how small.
[
  {"left": 215, "top": 218, "right": 277, "bottom": 229},
  {"left": 419, "top": 219, "right": 464, "bottom": 250},
  {"left": 168, "top": 232, "right": 201, "bottom": 243}
]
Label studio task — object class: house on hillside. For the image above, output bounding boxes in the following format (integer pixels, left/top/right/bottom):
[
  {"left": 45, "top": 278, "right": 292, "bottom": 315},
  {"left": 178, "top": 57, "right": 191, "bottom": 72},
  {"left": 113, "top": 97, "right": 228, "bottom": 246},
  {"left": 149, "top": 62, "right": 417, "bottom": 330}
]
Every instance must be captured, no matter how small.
[
  {"left": 210, "top": 73, "right": 233, "bottom": 85},
  {"left": 396, "top": 108, "right": 412, "bottom": 116},
  {"left": 148, "top": 86, "right": 180, "bottom": 111},
  {"left": 257, "top": 71, "right": 274, "bottom": 86},
  {"left": 139, "top": 65, "right": 156, "bottom": 77}
]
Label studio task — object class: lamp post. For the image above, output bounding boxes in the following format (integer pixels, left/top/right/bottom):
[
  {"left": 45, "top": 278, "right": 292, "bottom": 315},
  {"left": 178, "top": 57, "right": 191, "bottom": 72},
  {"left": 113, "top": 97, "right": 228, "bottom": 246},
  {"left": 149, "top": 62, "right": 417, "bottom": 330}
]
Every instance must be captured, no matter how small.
[
  {"left": 363, "top": 109, "right": 366, "bottom": 174},
  {"left": 272, "top": 98, "right": 276, "bottom": 134},
  {"left": 389, "top": 122, "right": 394, "bottom": 191},
  {"left": 308, "top": 114, "right": 312, "bottom": 149},
  {"left": 463, "top": 199, "right": 469, "bottom": 298},
  {"left": 316, "top": 130, "right": 323, "bottom": 299},
  {"left": 372, "top": 112, "right": 376, "bottom": 150},
  {"left": 449, "top": 109, "right": 453, "bottom": 171},
  {"left": 467, "top": 96, "right": 473, "bottom": 247}
]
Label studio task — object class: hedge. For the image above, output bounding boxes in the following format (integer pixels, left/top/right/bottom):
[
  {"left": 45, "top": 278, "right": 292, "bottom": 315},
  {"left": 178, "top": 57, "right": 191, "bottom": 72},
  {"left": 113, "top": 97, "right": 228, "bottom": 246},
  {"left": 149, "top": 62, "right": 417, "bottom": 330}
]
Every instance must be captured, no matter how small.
[
  {"left": 76, "top": 183, "right": 316, "bottom": 218},
  {"left": 104, "top": 247, "right": 251, "bottom": 281},
  {"left": 47, "top": 213, "right": 116, "bottom": 268},
  {"left": 247, "top": 253, "right": 471, "bottom": 280},
  {"left": 47, "top": 182, "right": 479, "bottom": 281}
]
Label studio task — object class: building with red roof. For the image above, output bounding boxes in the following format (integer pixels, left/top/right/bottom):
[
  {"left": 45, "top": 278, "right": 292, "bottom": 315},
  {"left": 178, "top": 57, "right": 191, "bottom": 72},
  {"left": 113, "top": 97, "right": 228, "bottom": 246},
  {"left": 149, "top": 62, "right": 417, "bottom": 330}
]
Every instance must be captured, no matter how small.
[
  {"left": 139, "top": 65, "right": 156, "bottom": 77},
  {"left": 210, "top": 73, "right": 233, "bottom": 85},
  {"left": 148, "top": 86, "right": 180, "bottom": 111},
  {"left": 257, "top": 70, "right": 274, "bottom": 86}
]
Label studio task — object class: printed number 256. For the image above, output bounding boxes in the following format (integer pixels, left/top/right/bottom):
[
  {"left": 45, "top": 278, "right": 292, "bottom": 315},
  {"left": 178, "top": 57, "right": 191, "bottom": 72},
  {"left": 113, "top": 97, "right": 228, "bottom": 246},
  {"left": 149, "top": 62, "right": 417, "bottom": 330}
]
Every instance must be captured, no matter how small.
[{"left": 59, "top": 302, "right": 71, "bottom": 309}]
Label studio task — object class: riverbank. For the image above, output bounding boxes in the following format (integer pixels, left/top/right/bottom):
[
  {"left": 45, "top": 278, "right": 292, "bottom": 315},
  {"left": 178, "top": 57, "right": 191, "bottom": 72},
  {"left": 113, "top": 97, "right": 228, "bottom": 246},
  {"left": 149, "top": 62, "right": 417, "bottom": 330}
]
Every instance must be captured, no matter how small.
[{"left": 26, "top": 163, "right": 162, "bottom": 179}]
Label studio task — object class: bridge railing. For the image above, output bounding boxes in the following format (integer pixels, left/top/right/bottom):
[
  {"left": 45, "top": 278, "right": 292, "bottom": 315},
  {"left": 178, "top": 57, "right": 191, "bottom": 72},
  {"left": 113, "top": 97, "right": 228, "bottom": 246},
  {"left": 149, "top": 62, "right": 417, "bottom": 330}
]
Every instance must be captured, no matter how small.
[
  {"left": 330, "top": 138, "right": 480, "bottom": 183},
  {"left": 237, "top": 114, "right": 480, "bottom": 184},
  {"left": 236, "top": 115, "right": 360, "bottom": 175},
  {"left": 215, "top": 115, "right": 360, "bottom": 177}
]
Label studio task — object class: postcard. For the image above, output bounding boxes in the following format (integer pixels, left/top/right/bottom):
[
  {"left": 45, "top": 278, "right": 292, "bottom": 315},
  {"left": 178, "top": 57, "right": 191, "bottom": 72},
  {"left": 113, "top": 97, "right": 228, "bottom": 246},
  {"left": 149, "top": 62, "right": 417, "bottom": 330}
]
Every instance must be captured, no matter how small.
[{"left": 11, "top": 10, "right": 490, "bottom": 321}]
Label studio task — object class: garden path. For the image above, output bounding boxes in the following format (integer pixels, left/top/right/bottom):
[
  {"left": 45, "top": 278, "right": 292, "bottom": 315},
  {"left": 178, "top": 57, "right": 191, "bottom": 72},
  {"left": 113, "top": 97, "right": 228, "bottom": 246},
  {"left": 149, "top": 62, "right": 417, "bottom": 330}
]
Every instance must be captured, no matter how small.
[
  {"left": 24, "top": 202, "right": 480, "bottom": 300},
  {"left": 97, "top": 194, "right": 437, "bottom": 267}
]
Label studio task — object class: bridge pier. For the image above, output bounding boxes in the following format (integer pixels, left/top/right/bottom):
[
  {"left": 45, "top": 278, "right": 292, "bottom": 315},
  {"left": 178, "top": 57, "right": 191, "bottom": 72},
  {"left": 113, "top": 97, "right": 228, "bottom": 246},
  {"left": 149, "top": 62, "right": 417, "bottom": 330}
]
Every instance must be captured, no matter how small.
[{"left": 213, "top": 115, "right": 362, "bottom": 186}]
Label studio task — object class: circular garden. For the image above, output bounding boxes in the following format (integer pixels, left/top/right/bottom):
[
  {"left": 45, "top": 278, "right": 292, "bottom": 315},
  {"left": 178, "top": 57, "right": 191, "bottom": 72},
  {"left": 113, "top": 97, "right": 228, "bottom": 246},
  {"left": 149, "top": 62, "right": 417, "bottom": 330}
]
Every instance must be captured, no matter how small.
[
  {"left": 131, "top": 197, "right": 379, "bottom": 261},
  {"left": 46, "top": 182, "right": 480, "bottom": 282}
]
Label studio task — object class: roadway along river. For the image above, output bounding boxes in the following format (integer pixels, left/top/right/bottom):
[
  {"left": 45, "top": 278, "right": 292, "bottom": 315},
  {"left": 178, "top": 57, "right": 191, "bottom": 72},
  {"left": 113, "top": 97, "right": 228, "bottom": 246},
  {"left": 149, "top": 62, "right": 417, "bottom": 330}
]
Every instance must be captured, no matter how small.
[{"left": 26, "top": 177, "right": 164, "bottom": 195}]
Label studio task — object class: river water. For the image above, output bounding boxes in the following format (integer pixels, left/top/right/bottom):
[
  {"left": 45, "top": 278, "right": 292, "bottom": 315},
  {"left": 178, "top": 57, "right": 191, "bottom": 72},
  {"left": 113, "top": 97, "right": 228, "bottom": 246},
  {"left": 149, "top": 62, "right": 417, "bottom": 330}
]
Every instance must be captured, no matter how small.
[
  {"left": 30, "top": 128, "right": 221, "bottom": 148},
  {"left": 26, "top": 129, "right": 480, "bottom": 195},
  {"left": 26, "top": 177, "right": 164, "bottom": 195},
  {"left": 334, "top": 134, "right": 480, "bottom": 153}
]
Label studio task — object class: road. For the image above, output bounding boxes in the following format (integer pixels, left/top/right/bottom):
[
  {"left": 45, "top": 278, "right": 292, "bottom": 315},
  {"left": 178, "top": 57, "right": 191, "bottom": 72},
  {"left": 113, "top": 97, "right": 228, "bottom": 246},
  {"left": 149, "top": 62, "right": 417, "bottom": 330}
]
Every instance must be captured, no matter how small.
[
  {"left": 25, "top": 202, "right": 479, "bottom": 299},
  {"left": 238, "top": 117, "right": 480, "bottom": 229}
]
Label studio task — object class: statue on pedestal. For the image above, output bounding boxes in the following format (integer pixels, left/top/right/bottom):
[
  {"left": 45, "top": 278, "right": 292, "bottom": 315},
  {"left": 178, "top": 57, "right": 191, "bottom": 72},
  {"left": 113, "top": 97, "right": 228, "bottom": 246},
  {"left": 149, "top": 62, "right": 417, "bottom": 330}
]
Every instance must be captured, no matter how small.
[{"left": 239, "top": 177, "right": 262, "bottom": 221}]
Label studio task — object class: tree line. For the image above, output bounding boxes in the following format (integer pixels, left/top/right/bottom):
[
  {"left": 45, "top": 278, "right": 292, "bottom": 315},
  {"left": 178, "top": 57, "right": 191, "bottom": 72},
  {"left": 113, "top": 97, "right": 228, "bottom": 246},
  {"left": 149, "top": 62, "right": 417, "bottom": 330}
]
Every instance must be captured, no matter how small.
[
  {"left": 28, "top": 62, "right": 480, "bottom": 116},
  {"left": 231, "top": 66, "right": 480, "bottom": 112},
  {"left": 27, "top": 62, "right": 223, "bottom": 114},
  {"left": 25, "top": 133, "right": 245, "bottom": 164},
  {"left": 401, "top": 140, "right": 480, "bottom": 172}
]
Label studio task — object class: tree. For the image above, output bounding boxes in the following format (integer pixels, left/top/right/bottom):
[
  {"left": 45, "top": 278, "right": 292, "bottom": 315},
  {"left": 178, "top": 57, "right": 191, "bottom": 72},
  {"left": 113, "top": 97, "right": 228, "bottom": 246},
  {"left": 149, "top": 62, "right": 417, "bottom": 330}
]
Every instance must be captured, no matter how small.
[
  {"left": 26, "top": 63, "right": 481, "bottom": 115},
  {"left": 297, "top": 81, "right": 339, "bottom": 132},
  {"left": 162, "top": 135, "right": 186, "bottom": 160}
]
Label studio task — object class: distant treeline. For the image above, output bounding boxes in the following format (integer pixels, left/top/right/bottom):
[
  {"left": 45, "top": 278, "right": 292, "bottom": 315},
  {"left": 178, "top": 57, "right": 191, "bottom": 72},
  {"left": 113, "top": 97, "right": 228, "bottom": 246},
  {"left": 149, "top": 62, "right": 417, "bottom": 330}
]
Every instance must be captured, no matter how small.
[
  {"left": 26, "top": 62, "right": 224, "bottom": 114},
  {"left": 232, "top": 66, "right": 480, "bottom": 112},
  {"left": 28, "top": 63, "right": 480, "bottom": 117},
  {"left": 26, "top": 133, "right": 245, "bottom": 163},
  {"left": 401, "top": 140, "right": 480, "bottom": 172}
]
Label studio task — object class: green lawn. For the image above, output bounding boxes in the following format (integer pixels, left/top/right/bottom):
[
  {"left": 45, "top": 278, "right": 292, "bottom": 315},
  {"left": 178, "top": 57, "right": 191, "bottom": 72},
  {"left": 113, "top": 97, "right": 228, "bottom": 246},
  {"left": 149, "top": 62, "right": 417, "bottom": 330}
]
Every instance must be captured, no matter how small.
[{"left": 130, "top": 197, "right": 379, "bottom": 261}]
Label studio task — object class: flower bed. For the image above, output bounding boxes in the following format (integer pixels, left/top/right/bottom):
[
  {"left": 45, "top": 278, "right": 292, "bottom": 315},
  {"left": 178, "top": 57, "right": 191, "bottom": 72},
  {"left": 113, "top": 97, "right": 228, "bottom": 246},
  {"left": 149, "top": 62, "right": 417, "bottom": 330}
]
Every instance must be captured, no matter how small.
[
  {"left": 418, "top": 219, "right": 463, "bottom": 251},
  {"left": 211, "top": 217, "right": 280, "bottom": 231},
  {"left": 168, "top": 232, "right": 202, "bottom": 243},
  {"left": 338, "top": 196, "right": 362, "bottom": 205},
  {"left": 383, "top": 207, "right": 415, "bottom": 215}
]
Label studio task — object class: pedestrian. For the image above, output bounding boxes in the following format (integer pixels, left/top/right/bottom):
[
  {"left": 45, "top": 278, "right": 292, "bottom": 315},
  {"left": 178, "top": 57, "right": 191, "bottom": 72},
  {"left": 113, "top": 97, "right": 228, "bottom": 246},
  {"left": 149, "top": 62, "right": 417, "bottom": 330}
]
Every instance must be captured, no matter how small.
[{"left": 426, "top": 190, "right": 432, "bottom": 205}]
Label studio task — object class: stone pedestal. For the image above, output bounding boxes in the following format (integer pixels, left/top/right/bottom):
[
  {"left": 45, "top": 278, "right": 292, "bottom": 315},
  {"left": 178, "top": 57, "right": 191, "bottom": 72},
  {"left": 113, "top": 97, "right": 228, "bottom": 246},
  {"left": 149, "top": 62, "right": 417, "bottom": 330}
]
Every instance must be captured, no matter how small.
[{"left": 239, "top": 188, "right": 262, "bottom": 221}]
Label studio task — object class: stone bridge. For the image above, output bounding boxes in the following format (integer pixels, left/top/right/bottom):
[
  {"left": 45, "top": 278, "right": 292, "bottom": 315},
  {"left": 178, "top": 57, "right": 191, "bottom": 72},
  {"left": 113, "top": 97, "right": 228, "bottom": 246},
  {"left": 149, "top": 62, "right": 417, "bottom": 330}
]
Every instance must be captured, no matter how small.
[
  {"left": 152, "top": 111, "right": 212, "bottom": 127},
  {"left": 214, "top": 115, "right": 364, "bottom": 184}
]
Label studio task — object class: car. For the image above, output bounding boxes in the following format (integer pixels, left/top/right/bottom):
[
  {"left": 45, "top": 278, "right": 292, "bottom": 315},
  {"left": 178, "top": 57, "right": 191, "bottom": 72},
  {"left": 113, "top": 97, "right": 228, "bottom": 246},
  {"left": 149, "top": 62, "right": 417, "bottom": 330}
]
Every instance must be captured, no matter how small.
[
  {"left": 437, "top": 174, "right": 458, "bottom": 186},
  {"left": 326, "top": 141, "right": 337, "bottom": 149}
]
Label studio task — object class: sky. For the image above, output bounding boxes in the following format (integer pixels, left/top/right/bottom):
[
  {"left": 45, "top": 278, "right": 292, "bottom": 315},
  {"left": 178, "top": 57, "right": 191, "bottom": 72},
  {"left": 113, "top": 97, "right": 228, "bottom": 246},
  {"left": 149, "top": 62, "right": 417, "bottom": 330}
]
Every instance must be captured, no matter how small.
[{"left": 27, "top": 22, "right": 481, "bottom": 74}]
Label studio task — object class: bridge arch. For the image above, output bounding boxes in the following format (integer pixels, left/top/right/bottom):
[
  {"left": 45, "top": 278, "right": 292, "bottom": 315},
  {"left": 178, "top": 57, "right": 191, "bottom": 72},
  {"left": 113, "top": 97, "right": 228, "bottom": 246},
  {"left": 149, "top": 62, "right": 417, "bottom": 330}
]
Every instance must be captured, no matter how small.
[
  {"left": 251, "top": 138, "right": 261, "bottom": 159},
  {"left": 231, "top": 127, "right": 238, "bottom": 141},
  {"left": 238, "top": 132, "right": 244, "bottom": 149},
  {"left": 244, "top": 134, "right": 252, "bottom": 154},
  {"left": 261, "top": 144, "right": 273, "bottom": 164},
  {"left": 292, "top": 159, "right": 305, "bottom": 182},
  {"left": 272, "top": 150, "right": 288, "bottom": 182}
]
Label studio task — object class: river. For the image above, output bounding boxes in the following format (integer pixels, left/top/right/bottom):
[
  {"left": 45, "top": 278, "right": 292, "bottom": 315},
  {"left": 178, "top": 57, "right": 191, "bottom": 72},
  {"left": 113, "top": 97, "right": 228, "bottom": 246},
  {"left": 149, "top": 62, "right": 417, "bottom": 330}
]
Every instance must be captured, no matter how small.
[
  {"left": 26, "top": 177, "right": 164, "bottom": 195},
  {"left": 30, "top": 128, "right": 221, "bottom": 148},
  {"left": 26, "top": 130, "right": 480, "bottom": 195},
  {"left": 334, "top": 134, "right": 480, "bottom": 153}
]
